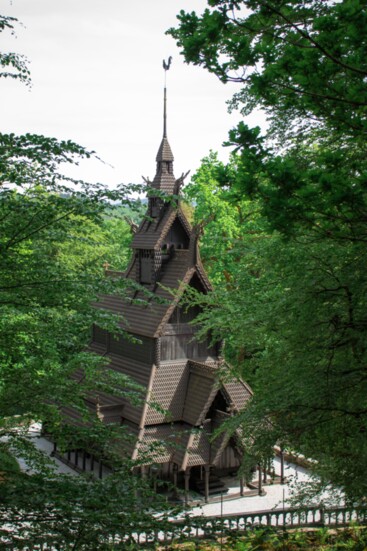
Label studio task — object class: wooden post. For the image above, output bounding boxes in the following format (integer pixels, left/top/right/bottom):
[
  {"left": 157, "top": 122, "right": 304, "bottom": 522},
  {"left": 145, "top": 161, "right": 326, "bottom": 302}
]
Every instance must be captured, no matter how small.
[
  {"left": 204, "top": 465, "right": 210, "bottom": 503},
  {"left": 75, "top": 450, "right": 78, "bottom": 467},
  {"left": 151, "top": 465, "right": 159, "bottom": 493},
  {"left": 280, "top": 449, "right": 285, "bottom": 484},
  {"left": 67, "top": 450, "right": 71, "bottom": 461},
  {"left": 173, "top": 464, "right": 178, "bottom": 488},
  {"left": 90, "top": 454, "right": 95, "bottom": 471},
  {"left": 52, "top": 442, "right": 57, "bottom": 456},
  {"left": 172, "top": 463, "right": 178, "bottom": 500},
  {"left": 184, "top": 468, "right": 191, "bottom": 506},
  {"left": 258, "top": 464, "right": 263, "bottom": 496},
  {"left": 240, "top": 477, "right": 244, "bottom": 497},
  {"left": 82, "top": 451, "right": 87, "bottom": 471}
]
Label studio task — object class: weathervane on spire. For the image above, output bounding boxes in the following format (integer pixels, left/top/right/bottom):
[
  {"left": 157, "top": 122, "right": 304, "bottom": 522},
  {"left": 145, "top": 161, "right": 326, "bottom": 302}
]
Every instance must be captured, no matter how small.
[
  {"left": 162, "top": 57, "right": 172, "bottom": 138},
  {"left": 163, "top": 56, "right": 172, "bottom": 72}
]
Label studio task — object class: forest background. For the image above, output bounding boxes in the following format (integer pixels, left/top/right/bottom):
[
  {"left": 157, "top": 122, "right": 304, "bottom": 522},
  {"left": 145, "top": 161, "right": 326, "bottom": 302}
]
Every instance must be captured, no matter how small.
[{"left": 1, "top": 0, "right": 367, "bottom": 547}]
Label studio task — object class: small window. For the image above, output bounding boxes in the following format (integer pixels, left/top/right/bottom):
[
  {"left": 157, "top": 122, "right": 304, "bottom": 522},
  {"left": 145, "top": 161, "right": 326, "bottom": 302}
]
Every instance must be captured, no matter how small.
[
  {"left": 151, "top": 198, "right": 158, "bottom": 218},
  {"left": 152, "top": 205, "right": 159, "bottom": 217},
  {"left": 150, "top": 197, "right": 162, "bottom": 218},
  {"left": 140, "top": 250, "right": 152, "bottom": 284}
]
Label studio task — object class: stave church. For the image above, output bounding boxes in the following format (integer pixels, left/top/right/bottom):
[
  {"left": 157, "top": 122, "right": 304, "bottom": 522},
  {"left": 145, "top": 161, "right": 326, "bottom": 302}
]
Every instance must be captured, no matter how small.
[{"left": 59, "top": 76, "right": 253, "bottom": 503}]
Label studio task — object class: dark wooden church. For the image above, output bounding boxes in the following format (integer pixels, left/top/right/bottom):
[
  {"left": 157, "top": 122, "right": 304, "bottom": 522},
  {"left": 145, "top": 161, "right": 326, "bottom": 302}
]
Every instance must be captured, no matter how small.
[{"left": 62, "top": 83, "right": 252, "bottom": 502}]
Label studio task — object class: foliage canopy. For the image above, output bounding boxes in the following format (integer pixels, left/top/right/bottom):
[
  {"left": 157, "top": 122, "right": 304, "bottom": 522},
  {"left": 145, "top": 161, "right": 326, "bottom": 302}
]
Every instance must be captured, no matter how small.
[
  {"left": 174, "top": 0, "right": 367, "bottom": 501},
  {"left": 169, "top": 0, "right": 367, "bottom": 241}
]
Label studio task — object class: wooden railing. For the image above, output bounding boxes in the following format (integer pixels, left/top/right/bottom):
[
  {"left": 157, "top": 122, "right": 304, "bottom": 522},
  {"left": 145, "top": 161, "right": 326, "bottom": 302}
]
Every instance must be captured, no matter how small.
[
  {"left": 5, "top": 506, "right": 367, "bottom": 549},
  {"left": 130, "top": 506, "right": 367, "bottom": 547}
]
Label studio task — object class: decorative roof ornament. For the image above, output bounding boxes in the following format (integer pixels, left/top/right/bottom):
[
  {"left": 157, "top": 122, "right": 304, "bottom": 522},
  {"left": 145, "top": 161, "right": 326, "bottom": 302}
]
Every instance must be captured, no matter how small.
[{"left": 163, "top": 56, "right": 172, "bottom": 71}]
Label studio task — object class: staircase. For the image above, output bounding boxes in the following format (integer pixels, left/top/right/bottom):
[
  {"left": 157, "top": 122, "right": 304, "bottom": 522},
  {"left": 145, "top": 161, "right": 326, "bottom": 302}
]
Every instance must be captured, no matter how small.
[{"left": 192, "top": 474, "right": 229, "bottom": 496}]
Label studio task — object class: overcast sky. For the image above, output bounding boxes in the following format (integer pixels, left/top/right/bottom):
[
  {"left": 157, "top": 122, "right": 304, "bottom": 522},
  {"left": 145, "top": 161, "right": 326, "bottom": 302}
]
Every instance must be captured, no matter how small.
[{"left": 1, "top": 0, "right": 261, "bottom": 188}]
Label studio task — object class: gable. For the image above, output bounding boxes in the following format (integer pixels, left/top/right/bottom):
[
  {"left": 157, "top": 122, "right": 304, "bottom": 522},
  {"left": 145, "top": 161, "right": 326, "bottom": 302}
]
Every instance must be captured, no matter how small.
[
  {"left": 188, "top": 272, "right": 208, "bottom": 294},
  {"left": 131, "top": 206, "right": 191, "bottom": 252},
  {"left": 161, "top": 217, "right": 190, "bottom": 250}
]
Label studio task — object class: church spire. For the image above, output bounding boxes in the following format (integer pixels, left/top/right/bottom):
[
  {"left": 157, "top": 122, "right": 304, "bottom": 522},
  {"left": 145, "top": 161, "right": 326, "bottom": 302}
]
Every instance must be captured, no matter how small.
[
  {"left": 163, "top": 85, "right": 167, "bottom": 139},
  {"left": 153, "top": 58, "right": 175, "bottom": 192},
  {"left": 162, "top": 56, "right": 172, "bottom": 139}
]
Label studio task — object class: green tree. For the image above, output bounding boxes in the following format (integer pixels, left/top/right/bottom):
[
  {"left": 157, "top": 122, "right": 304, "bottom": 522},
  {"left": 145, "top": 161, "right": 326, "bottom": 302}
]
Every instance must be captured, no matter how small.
[
  {"left": 183, "top": 152, "right": 268, "bottom": 369},
  {"left": 102, "top": 203, "right": 145, "bottom": 272},
  {"left": 171, "top": 0, "right": 367, "bottom": 501},
  {"left": 188, "top": 211, "right": 367, "bottom": 500},
  {"left": 184, "top": 151, "right": 256, "bottom": 285},
  {"left": 0, "top": 15, "right": 175, "bottom": 546},
  {"left": 169, "top": 0, "right": 367, "bottom": 240}
]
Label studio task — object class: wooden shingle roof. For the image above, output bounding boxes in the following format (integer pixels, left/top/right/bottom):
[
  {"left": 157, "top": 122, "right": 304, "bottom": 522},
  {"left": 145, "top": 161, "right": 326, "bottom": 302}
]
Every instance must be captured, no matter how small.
[
  {"left": 182, "top": 362, "right": 218, "bottom": 426},
  {"left": 134, "top": 424, "right": 176, "bottom": 465},
  {"left": 130, "top": 422, "right": 214, "bottom": 469},
  {"left": 180, "top": 421, "right": 212, "bottom": 469},
  {"left": 96, "top": 250, "right": 209, "bottom": 338},
  {"left": 146, "top": 360, "right": 189, "bottom": 424},
  {"left": 131, "top": 207, "right": 192, "bottom": 251},
  {"left": 156, "top": 137, "right": 174, "bottom": 162},
  {"left": 99, "top": 354, "right": 153, "bottom": 424},
  {"left": 131, "top": 206, "right": 178, "bottom": 250},
  {"left": 152, "top": 171, "right": 176, "bottom": 194},
  {"left": 71, "top": 350, "right": 153, "bottom": 426},
  {"left": 222, "top": 379, "right": 253, "bottom": 411}
]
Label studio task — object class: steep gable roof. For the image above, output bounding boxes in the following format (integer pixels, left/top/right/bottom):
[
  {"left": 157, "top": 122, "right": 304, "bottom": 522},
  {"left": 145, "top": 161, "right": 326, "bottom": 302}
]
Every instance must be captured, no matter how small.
[{"left": 131, "top": 206, "right": 190, "bottom": 250}]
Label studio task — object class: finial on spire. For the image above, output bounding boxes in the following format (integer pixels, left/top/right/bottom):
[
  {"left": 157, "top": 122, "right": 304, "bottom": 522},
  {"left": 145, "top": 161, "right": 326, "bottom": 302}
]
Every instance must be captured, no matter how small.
[{"left": 162, "top": 57, "right": 172, "bottom": 138}]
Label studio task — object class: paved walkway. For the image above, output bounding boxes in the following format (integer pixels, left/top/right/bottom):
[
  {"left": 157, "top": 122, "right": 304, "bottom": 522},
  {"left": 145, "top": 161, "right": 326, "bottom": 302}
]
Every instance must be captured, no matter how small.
[
  {"left": 22, "top": 425, "right": 313, "bottom": 517},
  {"left": 16, "top": 424, "right": 77, "bottom": 476},
  {"left": 191, "top": 458, "right": 310, "bottom": 517}
]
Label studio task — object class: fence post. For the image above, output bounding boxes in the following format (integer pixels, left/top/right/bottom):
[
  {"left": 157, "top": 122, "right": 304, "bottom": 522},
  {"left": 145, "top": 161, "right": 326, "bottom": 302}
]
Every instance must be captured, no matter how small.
[{"left": 319, "top": 505, "right": 325, "bottom": 527}]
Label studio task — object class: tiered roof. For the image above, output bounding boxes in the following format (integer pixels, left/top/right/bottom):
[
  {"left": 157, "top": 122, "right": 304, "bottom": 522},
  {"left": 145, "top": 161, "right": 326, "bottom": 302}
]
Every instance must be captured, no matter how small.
[
  {"left": 96, "top": 250, "right": 211, "bottom": 338},
  {"left": 85, "top": 88, "right": 252, "bottom": 470}
]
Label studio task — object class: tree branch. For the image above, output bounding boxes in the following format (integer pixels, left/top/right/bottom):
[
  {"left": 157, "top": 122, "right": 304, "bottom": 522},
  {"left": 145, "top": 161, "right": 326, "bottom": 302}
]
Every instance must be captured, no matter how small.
[{"left": 260, "top": 0, "right": 367, "bottom": 77}]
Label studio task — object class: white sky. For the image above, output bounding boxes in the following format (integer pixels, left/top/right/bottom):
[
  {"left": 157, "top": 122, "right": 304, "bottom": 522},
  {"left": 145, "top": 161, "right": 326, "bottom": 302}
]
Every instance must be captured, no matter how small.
[{"left": 1, "top": 0, "right": 262, "bottom": 188}]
